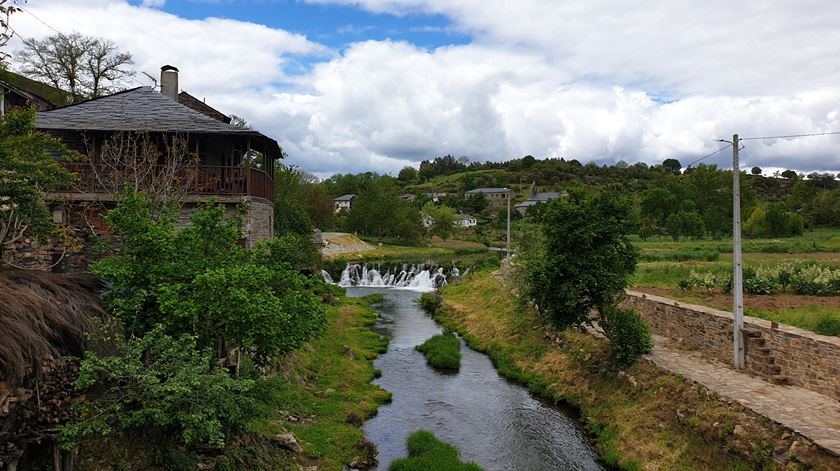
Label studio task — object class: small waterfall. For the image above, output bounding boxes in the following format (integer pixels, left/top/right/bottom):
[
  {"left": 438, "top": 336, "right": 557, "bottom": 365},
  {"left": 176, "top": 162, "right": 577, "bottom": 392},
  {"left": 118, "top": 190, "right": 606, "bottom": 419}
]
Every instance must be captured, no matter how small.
[{"left": 331, "top": 263, "right": 458, "bottom": 291}]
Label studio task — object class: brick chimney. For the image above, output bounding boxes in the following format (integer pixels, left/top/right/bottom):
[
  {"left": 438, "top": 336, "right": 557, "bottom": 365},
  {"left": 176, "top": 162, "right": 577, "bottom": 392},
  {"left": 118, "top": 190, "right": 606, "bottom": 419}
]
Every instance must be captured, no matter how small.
[{"left": 160, "top": 65, "right": 179, "bottom": 102}]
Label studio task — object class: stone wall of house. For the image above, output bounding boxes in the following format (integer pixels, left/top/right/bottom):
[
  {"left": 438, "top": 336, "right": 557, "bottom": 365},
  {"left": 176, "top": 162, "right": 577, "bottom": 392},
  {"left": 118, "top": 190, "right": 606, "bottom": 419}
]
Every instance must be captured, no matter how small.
[
  {"left": 242, "top": 197, "right": 273, "bottom": 248},
  {"left": 623, "top": 291, "right": 840, "bottom": 400}
]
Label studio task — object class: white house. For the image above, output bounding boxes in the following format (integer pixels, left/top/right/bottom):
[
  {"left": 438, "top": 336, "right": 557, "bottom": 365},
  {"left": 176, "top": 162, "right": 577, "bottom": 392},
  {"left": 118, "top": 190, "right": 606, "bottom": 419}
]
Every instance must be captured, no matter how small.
[
  {"left": 334, "top": 194, "right": 356, "bottom": 213},
  {"left": 455, "top": 214, "right": 477, "bottom": 228}
]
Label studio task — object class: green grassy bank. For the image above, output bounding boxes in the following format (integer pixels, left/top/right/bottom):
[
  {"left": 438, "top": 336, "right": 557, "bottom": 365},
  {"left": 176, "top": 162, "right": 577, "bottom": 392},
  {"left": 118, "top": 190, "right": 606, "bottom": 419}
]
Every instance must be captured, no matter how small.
[
  {"left": 417, "top": 332, "right": 461, "bottom": 371},
  {"left": 436, "top": 274, "right": 837, "bottom": 470},
  {"left": 76, "top": 294, "right": 391, "bottom": 471}
]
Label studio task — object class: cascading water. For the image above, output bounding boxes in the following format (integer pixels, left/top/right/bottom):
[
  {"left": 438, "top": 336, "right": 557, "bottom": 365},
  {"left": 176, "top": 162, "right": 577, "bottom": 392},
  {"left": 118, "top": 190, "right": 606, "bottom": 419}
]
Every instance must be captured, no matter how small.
[{"left": 325, "top": 263, "right": 456, "bottom": 291}]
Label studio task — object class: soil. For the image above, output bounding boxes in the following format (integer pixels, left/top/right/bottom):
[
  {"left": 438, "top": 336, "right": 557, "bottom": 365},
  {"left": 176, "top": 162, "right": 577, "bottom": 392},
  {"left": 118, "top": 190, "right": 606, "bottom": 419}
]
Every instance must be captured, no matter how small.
[{"left": 634, "top": 287, "right": 840, "bottom": 312}]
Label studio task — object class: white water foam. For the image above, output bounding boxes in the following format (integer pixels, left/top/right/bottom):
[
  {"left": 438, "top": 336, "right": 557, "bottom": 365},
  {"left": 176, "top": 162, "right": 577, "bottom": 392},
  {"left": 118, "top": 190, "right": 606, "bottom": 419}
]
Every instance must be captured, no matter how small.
[{"left": 324, "top": 263, "right": 453, "bottom": 292}]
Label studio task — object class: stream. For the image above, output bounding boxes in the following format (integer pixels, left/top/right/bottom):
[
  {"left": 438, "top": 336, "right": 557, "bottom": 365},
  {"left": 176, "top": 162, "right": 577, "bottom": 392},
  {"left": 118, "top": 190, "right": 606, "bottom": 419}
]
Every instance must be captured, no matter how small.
[{"left": 347, "top": 287, "right": 604, "bottom": 471}]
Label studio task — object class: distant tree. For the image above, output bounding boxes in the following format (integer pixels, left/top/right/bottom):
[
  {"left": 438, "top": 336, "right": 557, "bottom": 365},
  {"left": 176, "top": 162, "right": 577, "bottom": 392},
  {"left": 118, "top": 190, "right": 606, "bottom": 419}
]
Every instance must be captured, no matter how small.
[
  {"left": 751, "top": 166, "right": 762, "bottom": 175},
  {"left": 665, "top": 210, "right": 705, "bottom": 240},
  {"left": 300, "top": 184, "right": 336, "bottom": 229},
  {"left": 639, "top": 187, "right": 677, "bottom": 229},
  {"left": 521, "top": 155, "right": 536, "bottom": 168},
  {"left": 807, "top": 172, "right": 839, "bottom": 190},
  {"left": 18, "top": 32, "right": 135, "bottom": 101},
  {"left": 346, "top": 177, "right": 421, "bottom": 241},
  {"left": 662, "top": 158, "right": 682, "bottom": 174},
  {"left": 463, "top": 192, "right": 488, "bottom": 215},
  {"left": 0, "top": 1, "right": 22, "bottom": 65},
  {"left": 781, "top": 169, "right": 797, "bottom": 179},
  {"left": 229, "top": 114, "right": 249, "bottom": 129},
  {"left": 0, "top": 109, "right": 74, "bottom": 260},
  {"left": 422, "top": 202, "right": 456, "bottom": 240},
  {"left": 398, "top": 166, "right": 418, "bottom": 182}
]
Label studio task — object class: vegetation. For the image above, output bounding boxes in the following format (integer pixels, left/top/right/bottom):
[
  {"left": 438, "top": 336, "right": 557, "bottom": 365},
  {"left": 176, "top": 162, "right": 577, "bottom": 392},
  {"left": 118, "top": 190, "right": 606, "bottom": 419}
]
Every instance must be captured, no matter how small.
[
  {"left": 422, "top": 201, "right": 456, "bottom": 240},
  {"left": 18, "top": 32, "right": 135, "bottom": 100},
  {"left": 515, "top": 187, "right": 651, "bottom": 366},
  {"left": 436, "top": 273, "right": 837, "bottom": 470},
  {"left": 417, "top": 291, "right": 444, "bottom": 315},
  {"left": 416, "top": 332, "right": 461, "bottom": 371},
  {"left": 0, "top": 108, "right": 74, "bottom": 258},
  {"left": 389, "top": 431, "right": 484, "bottom": 471},
  {"left": 61, "top": 190, "right": 328, "bottom": 457}
]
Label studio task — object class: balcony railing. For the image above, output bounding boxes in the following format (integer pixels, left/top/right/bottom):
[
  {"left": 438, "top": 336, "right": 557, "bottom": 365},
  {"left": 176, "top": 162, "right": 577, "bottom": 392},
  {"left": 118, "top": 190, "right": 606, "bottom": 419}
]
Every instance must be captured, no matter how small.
[{"left": 57, "top": 163, "right": 275, "bottom": 202}]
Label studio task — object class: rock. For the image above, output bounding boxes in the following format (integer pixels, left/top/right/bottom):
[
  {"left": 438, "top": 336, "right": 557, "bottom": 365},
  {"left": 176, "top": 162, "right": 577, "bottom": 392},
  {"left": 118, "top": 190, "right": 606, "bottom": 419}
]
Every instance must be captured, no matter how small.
[
  {"left": 772, "top": 445, "right": 789, "bottom": 463},
  {"left": 196, "top": 460, "right": 216, "bottom": 470},
  {"left": 272, "top": 433, "right": 304, "bottom": 453},
  {"left": 733, "top": 425, "right": 747, "bottom": 437},
  {"left": 789, "top": 440, "right": 821, "bottom": 465},
  {"left": 288, "top": 415, "right": 300, "bottom": 422}
]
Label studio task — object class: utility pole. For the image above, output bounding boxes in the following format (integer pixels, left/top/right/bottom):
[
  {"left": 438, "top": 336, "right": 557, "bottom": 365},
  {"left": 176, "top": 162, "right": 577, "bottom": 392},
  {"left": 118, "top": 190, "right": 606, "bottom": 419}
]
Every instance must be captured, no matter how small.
[
  {"left": 506, "top": 188, "right": 511, "bottom": 258},
  {"left": 731, "top": 134, "right": 745, "bottom": 368}
]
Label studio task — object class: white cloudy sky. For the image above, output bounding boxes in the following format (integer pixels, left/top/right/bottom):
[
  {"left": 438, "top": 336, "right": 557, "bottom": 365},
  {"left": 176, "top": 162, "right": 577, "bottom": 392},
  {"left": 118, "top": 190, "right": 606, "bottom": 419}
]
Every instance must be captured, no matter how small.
[{"left": 9, "top": 0, "right": 840, "bottom": 177}]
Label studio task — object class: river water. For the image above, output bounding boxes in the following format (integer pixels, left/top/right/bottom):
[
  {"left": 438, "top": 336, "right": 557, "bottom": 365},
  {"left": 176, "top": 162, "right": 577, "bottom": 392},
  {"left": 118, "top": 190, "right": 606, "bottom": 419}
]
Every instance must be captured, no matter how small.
[{"left": 348, "top": 287, "right": 604, "bottom": 471}]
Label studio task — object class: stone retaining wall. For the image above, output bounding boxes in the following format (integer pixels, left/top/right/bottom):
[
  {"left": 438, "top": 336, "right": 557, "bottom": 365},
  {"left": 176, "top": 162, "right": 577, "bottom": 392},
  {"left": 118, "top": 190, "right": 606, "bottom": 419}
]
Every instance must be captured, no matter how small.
[{"left": 623, "top": 291, "right": 840, "bottom": 401}]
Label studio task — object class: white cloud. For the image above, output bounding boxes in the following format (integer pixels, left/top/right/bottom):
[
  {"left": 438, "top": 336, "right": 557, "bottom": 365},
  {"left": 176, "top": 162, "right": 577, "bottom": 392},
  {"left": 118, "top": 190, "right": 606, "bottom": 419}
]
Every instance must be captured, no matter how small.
[{"left": 9, "top": 0, "right": 840, "bottom": 176}]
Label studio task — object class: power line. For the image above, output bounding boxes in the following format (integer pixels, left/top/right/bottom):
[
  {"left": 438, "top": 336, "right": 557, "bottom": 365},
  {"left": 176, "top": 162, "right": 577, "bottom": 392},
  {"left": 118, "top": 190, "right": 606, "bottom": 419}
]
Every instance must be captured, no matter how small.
[
  {"left": 684, "top": 143, "right": 731, "bottom": 168},
  {"left": 741, "top": 131, "right": 840, "bottom": 141}
]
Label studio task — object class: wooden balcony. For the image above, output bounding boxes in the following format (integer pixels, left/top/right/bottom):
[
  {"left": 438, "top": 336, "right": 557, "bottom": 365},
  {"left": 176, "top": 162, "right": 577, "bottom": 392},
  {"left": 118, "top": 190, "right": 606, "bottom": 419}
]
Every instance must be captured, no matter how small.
[{"left": 56, "top": 163, "right": 275, "bottom": 203}]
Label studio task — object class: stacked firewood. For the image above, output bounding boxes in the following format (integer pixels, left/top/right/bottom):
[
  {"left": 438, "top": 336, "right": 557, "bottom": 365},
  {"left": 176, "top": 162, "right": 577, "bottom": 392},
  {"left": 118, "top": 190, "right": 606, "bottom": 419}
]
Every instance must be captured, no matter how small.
[{"left": 0, "top": 357, "right": 81, "bottom": 471}]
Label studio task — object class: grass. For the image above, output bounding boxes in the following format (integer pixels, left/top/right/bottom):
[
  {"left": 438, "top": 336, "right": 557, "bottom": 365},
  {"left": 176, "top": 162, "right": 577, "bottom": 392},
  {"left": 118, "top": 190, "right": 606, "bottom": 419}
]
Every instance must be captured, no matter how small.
[
  {"left": 221, "top": 295, "right": 392, "bottom": 471},
  {"left": 388, "top": 431, "right": 484, "bottom": 471},
  {"left": 326, "top": 243, "right": 483, "bottom": 262},
  {"left": 436, "top": 274, "right": 837, "bottom": 470},
  {"left": 633, "top": 228, "right": 840, "bottom": 253},
  {"left": 746, "top": 305, "right": 840, "bottom": 335},
  {"left": 416, "top": 332, "right": 461, "bottom": 371}
]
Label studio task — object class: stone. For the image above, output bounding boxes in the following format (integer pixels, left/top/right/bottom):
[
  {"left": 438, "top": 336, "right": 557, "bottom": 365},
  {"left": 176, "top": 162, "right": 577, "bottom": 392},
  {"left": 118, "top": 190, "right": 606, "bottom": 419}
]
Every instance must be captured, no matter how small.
[
  {"left": 789, "top": 440, "right": 820, "bottom": 465},
  {"left": 272, "top": 433, "right": 304, "bottom": 453},
  {"left": 733, "top": 424, "right": 747, "bottom": 437},
  {"left": 196, "top": 460, "right": 216, "bottom": 470}
]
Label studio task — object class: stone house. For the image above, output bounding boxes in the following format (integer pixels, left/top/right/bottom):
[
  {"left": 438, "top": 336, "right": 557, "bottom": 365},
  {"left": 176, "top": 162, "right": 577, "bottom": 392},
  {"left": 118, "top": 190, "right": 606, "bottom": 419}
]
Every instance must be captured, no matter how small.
[
  {"left": 334, "top": 194, "right": 356, "bottom": 213},
  {"left": 514, "top": 181, "right": 565, "bottom": 215},
  {"left": 7, "top": 66, "right": 281, "bottom": 271},
  {"left": 465, "top": 187, "right": 512, "bottom": 205},
  {"left": 455, "top": 214, "right": 477, "bottom": 228}
]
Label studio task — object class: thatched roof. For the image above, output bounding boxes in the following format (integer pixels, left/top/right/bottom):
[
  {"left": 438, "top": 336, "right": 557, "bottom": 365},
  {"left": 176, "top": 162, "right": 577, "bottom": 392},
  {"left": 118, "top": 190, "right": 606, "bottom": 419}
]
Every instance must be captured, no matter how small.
[{"left": 0, "top": 269, "right": 106, "bottom": 386}]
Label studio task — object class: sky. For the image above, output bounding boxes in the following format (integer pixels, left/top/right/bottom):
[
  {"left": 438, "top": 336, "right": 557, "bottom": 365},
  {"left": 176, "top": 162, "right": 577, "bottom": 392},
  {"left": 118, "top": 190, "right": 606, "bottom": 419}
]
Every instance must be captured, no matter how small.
[{"left": 8, "top": 0, "right": 840, "bottom": 178}]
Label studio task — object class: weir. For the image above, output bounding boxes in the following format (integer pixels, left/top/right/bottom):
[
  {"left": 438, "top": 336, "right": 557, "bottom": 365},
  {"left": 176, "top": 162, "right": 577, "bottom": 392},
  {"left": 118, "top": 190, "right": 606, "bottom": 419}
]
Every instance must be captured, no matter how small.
[{"left": 323, "top": 263, "right": 466, "bottom": 291}]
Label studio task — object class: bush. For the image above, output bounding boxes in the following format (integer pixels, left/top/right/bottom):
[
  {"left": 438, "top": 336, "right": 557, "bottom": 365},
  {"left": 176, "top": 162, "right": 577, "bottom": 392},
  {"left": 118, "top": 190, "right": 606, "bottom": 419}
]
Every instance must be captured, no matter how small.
[
  {"left": 416, "top": 332, "right": 461, "bottom": 371},
  {"left": 60, "top": 326, "right": 257, "bottom": 450},
  {"left": 815, "top": 318, "right": 840, "bottom": 336},
  {"left": 790, "top": 265, "right": 840, "bottom": 296},
  {"left": 603, "top": 308, "right": 653, "bottom": 368},
  {"left": 388, "top": 431, "right": 484, "bottom": 471},
  {"left": 417, "top": 291, "right": 443, "bottom": 315},
  {"left": 678, "top": 270, "right": 720, "bottom": 291},
  {"left": 721, "top": 267, "right": 781, "bottom": 295}
]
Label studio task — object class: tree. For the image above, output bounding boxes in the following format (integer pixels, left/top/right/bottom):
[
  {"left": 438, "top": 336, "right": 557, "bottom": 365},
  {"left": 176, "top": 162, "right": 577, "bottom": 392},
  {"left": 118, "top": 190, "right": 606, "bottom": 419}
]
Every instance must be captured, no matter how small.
[
  {"left": 0, "top": 108, "right": 74, "bottom": 259},
  {"left": 18, "top": 32, "right": 134, "bottom": 101},
  {"left": 662, "top": 158, "right": 682, "bottom": 175},
  {"left": 665, "top": 210, "right": 705, "bottom": 240},
  {"left": 422, "top": 202, "right": 456, "bottom": 240},
  {"left": 0, "top": 1, "right": 21, "bottom": 65},
  {"left": 751, "top": 166, "right": 762, "bottom": 175},
  {"left": 639, "top": 187, "right": 677, "bottom": 229},
  {"left": 398, "top": 165, "right": 418, "bottom": 182},
  {"left": 519, "top": 188, "right": 638, "bottom": 329},
  {"left": 781, "top": 169, "right": 797, "bottom": 179}
]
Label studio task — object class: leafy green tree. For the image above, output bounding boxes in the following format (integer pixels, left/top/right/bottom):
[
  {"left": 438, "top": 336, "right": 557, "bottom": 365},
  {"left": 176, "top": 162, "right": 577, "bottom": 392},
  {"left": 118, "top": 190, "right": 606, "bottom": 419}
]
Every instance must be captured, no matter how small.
[
  {"left": 398, "top": 166, "right": 418, "bottom": 182},
  {"left": 751, "top": 166, "right": 762, "bottom": 175},
  {"left": 520, "top": 188, "right": 638, "bottom": 330},
  {"left": 662, "top": 158, "right": 682, "bottom": 174},
  {"left": 92, "top": 189, "right": 325, "bottom": 362},
  {"left": 665, "top": 210, "right": 705, "bottom": 240},
  {"left": 346, "top": 176, "right": 422, "bottom": 241},
  {"left": 639, "top": 187, "right": 677, "bottom": 229},
  {"left": 0, "top": 108, "right": 73, "bottom": 258},
  {"left": 781, "top": 169, "right": 797, "bottom": 179},
  {"left": 422, "top": 202, "right": 456, "bottom": 240}
]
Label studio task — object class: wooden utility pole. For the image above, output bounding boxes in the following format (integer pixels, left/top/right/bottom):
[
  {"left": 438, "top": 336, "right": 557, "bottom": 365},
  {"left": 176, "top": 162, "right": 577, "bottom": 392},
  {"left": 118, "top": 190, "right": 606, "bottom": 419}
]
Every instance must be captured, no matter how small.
[
  {"left": 731, "top": 134, "right": 745, "bottom": 368},
  {"left": 506, "top": 189, "right": 511, "bottom": 258}
]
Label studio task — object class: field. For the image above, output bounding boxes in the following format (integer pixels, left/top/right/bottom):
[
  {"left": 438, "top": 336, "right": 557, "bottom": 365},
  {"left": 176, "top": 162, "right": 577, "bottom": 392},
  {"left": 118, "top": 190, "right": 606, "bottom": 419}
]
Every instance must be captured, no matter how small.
[{"left": 631, "top": 229, "right": 840, "bottom": 335}]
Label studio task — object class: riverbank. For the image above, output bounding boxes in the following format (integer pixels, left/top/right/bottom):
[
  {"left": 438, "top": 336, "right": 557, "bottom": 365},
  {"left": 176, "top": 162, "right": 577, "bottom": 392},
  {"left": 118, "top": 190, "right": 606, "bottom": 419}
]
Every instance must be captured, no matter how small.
[
  {"left": 436, "top": 273, "right": 838, "bottom": 470},
  {"left": 73, "top": 294, "right": 390, "bottom": 471}
]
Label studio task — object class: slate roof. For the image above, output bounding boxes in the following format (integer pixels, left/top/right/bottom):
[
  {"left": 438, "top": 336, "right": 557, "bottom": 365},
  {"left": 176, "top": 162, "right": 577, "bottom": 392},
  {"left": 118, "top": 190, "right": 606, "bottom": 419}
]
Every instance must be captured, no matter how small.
[
  {"left": 0, "top": 69, "right": 71, "bottom": 108},
  {"left": 466, "top": 187, "right": 511, "bottom": 194},
  {"left": 35, "top": 87, "right": 281, "bottom": 156},
  {"left": 335, "top": 194, "right": 356, "bottom": 201},
  {"left": 528, "top": 191, "right": 561, "bottom": 201},
  {"left": 178, "top": 91, "right": 231, "bottom": 124}
]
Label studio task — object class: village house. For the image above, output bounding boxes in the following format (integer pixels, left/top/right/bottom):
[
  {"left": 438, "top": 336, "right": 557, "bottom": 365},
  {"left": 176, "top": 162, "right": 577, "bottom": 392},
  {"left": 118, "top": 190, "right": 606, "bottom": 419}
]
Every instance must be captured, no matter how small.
[
  {"left": 7, "top": 65, "right": 281, "bottom": 271},
  {"left": 334, "top": 194, "right": 356, "bottom": 212},
  {"left": 0, "top": 69, "right": 70, "bottom": 114},
  {"left": 515, "top": 181, "right": 565, "bottom": 215},
  {"left": 465, "top": 187, "right": 512, "bottom": 205},
  {"left": 455, "top": 214, "right": 477, "bottom": 228}
]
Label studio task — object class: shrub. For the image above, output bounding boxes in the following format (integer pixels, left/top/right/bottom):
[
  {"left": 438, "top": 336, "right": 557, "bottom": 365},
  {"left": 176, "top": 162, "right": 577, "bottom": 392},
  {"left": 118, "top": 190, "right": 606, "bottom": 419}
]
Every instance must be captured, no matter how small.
[
  {"left": 678, "top": 270, "right": 719, "bottom": 291},
  {"left": 417, "top": 291, "right": 443, "bottom": 315},
  {"left": 815, "top": 318, "right": 840, "bottom": 336},
  {"left": 416, "top": 332, "right": 461, "bottom": 371},
  {"left": 722, "top": 267, "right": 781, "bottom": 295},
  {"left": 388, "top": 430, "right": 484, "bottom": 471},
  {"left": 602, "top": 308, "right": 653, "bottom": 368},
  {"left": 790, "top": 265, "right": 840, "bottom": 296},
  {"left": 60, "top": 326, "right": 257, "bottom": 450}
]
